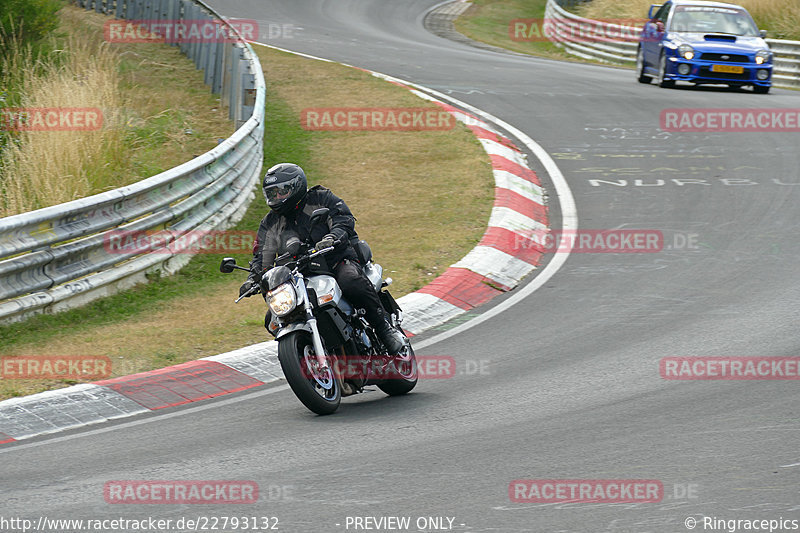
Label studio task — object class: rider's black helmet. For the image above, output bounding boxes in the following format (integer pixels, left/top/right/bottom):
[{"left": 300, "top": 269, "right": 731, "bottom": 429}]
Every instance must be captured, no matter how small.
[{"left": 262, "top": 163, "right": 307, "bottom": 216}]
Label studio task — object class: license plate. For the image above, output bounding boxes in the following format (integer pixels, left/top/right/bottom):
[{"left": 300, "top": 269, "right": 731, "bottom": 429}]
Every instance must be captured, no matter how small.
[{"left": 711, "top": 64, "right": 744, "bottom": 74}]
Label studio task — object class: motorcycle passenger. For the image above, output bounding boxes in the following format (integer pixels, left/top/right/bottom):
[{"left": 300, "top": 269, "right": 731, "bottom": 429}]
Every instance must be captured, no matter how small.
[{"left": 240, "top": 162, "right": 406, "bottom": 355}]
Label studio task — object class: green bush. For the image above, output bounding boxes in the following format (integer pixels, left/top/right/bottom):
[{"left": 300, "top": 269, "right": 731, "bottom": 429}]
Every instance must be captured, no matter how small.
[{"left": 0, "top": 0, "right": 62, "bottom": 52}]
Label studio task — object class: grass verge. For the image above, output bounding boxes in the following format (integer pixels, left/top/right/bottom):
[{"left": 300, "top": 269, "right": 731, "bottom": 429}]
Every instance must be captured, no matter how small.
[
  {"left": 454, "top": 0, "right": 587, "bottom": 61},
  {"left": 576, "top": 0, "right": 800, "bottom": 41},
  {"left": 455, "top": 0, "right": 799, "bottom": 64},
  {"left": 0, "top": 43, "right": 494, "bottom": 400}
]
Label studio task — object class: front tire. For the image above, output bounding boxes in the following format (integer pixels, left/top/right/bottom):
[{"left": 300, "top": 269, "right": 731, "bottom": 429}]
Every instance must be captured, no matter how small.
[
  {"left": 636, "top": 47, "right": 652, "bottom": 84},
  {"left": 657, "top": 53, "right": 675, "bottom": 88},
  {"left": 278, "top": 332, "right": 341, "bottom": 415},
  {"left": 753, "top": 85, "right": 770, "bottom": 94}
]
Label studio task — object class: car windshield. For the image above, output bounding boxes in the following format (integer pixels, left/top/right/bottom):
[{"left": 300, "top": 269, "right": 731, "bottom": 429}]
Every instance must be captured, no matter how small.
[{"left": 669, "top": 5, "right": 759, "bottom": 36}]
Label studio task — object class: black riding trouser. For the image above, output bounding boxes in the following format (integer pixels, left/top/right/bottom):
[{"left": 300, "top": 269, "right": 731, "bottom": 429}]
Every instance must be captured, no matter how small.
[{"left": 333, "top": 259, "right": 387, "bottom": 329}]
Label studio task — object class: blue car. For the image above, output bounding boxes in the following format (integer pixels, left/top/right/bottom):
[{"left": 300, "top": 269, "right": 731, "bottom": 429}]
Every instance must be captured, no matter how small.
[{"left": 637, "top": 0, "right": 773, "bottom": 93}]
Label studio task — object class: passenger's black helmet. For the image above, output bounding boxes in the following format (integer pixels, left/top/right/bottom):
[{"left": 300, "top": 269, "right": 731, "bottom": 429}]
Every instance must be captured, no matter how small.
[{"left": 262, "top": 163, "right": 307, "bottom": 216}]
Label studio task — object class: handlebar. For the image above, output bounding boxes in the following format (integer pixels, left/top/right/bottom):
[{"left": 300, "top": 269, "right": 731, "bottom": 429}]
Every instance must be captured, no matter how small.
[
  {"left": 235, "top": 240, "right": 340, "bottom": 303},
  {"left": 235, "top": 283, "right": 260, "bottom": 304},
  {"left": 308, "top": 244, "right": 336, "bottom": 259}
]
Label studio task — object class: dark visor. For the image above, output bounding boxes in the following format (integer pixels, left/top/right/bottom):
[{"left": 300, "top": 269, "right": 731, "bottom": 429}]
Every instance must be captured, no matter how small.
[{"left": 264, "top": 177, "right": 299, "bottom": 203}]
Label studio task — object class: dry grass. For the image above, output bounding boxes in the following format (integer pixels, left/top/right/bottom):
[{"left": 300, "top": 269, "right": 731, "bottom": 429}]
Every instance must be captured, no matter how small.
[
  {"left": 0, "top": 27, "right": 124, "bottom": 215},
  {"left": 0, "top": 5, "right": 233, "bottom": 217},
  {"left": 577, "top": 0, "right": 799, "bottom": 39}
]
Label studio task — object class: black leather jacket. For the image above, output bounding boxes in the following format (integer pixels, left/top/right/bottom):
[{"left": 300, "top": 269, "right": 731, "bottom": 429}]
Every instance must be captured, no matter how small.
[{"left": 250, "top": 185, "right": 359, "bottom": 275}]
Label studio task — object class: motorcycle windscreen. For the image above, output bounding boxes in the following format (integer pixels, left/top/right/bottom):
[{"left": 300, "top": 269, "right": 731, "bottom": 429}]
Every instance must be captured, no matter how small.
[{"left": 264, "top": 265, "right": 292, "bottom": 291}]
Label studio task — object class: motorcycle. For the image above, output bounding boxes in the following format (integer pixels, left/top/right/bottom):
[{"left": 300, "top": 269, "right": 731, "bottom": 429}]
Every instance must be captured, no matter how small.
[{"left": 220, "top": 207, "right": 417, "bottom": 415}]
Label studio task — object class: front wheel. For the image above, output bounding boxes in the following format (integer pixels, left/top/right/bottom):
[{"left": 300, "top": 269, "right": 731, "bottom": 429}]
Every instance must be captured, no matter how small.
[
  {"left": 657, "top": 53, "right": 675, "bottom": 88},
  {"left": 278, "top": 332, "right": 341, "bottom": 415},
  {"left": 753, "top": 85, "right": 770, "bottom": 94},
  {"left": 636, "top": 47, "right": 652, "bottom": 84}
]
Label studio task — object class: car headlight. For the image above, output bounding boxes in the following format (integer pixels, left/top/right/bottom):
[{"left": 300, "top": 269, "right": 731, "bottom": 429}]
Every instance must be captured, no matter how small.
[
  {"left": 677, "top": 44, "right": 694, "bottom": 60},
  {"left": 755, "top": 50, "right": 771, "bottom": 65},
  {"left": 268, "top": 282, "right": 297, "bottom": 316}
]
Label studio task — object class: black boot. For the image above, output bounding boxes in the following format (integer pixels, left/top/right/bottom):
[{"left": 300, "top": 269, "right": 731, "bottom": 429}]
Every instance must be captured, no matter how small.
[{"left": 375, "top": 320, "right": 405, "bottom": 354}]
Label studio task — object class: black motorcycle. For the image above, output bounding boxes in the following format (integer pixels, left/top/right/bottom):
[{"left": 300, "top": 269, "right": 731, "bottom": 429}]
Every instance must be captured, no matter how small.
[{"left": 220, "top": 208, "right": 417, "bottom": 414}]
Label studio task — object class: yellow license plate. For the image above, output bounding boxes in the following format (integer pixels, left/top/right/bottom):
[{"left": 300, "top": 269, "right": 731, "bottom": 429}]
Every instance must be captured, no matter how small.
[{"left": 711, "top": 64, "right": 744, "bottom": 74}]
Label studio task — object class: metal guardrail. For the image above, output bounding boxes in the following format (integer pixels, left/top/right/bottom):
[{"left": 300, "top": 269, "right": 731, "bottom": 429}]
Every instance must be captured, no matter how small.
[
  {"left": 0, "top": 0, "right": 265, "bottom": 324},
  {"left": 545, "top": 0, "right": 800, "bottom": 89},
  {"left": 767, "top": 40, "right": 800, "bottom": 89}
]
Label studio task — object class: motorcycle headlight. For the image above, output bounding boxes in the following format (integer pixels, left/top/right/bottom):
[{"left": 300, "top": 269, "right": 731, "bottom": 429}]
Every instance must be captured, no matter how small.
[
  {"left": 755, "top": 49, "right": 771, "bottom": 65},
  {"left": 268, "top": 283, "right": 297, "bottom": 316},
  {"left": 677, "top": 44, "right": 694, "bottom": 60}
]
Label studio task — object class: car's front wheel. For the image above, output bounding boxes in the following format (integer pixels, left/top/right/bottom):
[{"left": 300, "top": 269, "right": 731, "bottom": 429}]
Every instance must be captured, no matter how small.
[
  {"left": 637, "top": 47, "right": 652, "bottom": 84},
  {"left": 657, "top": 53, "right": 675, "bottom": 88},
  {"left": 753, "top": 85, "right": 770, "bottom": 94}
]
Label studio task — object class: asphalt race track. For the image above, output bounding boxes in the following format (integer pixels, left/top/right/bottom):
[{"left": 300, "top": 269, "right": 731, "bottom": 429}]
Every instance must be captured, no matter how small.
[{"left": 2, "top": 1, "right": 799, "bottom": 532}]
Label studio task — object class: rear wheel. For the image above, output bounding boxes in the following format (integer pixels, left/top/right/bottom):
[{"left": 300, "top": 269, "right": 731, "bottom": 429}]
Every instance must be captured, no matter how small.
[
  {"left": 636, "top": 47, "right": 652, "bottom": 84},
  {"left": 378, "top": 338, "right": 418, "bottom": 396},
  {"left": 278, "top": 332, "right": 341, "bottom": 415},
  {"left": 657, "top": 53, "right": 675, "bottom": 88}
]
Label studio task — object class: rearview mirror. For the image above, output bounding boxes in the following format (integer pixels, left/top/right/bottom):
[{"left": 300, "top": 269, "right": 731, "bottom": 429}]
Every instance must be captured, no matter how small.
[
  {"left": 760, "top": 29, "right": 767, "bottom": 38},
  {"left": 220, "top": 257, "right": 236, "bottom": 273}
]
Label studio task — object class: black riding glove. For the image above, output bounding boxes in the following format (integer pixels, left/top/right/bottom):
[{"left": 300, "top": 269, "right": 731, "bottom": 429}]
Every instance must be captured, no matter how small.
[
  {"left": 239, "top": 278, "right": 257, "bottom": 297},
  {"left": 315, "top": 233, "right": 336, "bottom": 250}
]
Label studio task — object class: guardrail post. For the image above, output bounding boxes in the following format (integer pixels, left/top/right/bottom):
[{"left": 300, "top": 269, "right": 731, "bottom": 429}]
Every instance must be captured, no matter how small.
[
  {"left": 228, "top": 45, "right": 244, "bottom": 120},
  {"left": 238, "top": 63, "right": 257, "bottom": 129},
  {"left": 204, "top": 33, "right": 219, "bottom": 87},
  {"left": 178, "top": 0, "right": 190, "bottom": 55},
  {"left": 124, "top": 0, "right": 134, "bottom": 19},
  {"left": 166, "top": 0, "right": 178, "bottom": 47},
  {"left": 190, "top": 6, "right": 202, "bottom": 64},
  {"left": 220, "top": 42, "right": 232, "bottom": 102},
  {"left": 212, "top": 41, "right": 225, "bottom": 94},
  {"left": 197, "top": 14, "right": 210, "bottom": 70}
]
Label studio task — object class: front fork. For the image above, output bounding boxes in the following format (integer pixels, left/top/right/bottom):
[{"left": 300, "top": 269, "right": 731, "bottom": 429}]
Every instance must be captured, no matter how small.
[{"left": 295, "top": 273, "right": 330, "bottom": 372}]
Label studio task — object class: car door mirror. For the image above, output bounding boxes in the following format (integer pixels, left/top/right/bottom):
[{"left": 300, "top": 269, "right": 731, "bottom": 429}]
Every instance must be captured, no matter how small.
[
  {"left": 648, "top": 5, "right": 663, "bottom": 20},
  {"left": 759, "top": 29, "right": 767, "bottom": 38}
]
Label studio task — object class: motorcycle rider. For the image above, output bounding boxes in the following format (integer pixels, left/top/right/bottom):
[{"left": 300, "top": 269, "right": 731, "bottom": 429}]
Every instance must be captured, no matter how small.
[{"left": 240, "top": 163, "right": 406, "bottom": 355}]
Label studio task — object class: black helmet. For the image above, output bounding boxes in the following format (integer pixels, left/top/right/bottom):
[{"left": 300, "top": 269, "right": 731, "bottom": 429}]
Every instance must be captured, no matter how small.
[{"left": 262, "top": 163, "right": 307, "bottom": 215}]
